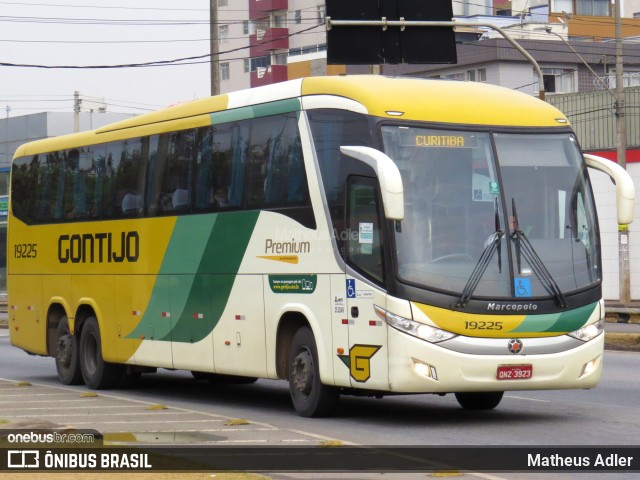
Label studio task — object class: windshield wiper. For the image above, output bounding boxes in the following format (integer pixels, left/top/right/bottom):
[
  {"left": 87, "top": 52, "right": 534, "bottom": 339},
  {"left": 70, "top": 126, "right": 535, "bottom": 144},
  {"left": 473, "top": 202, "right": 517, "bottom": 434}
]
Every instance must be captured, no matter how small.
[
  {"left": 511, "top": 199, "right": 567, "bottom": 308},
  {"left": 457, "top": 198, "right": 504, "bottom": 308}
]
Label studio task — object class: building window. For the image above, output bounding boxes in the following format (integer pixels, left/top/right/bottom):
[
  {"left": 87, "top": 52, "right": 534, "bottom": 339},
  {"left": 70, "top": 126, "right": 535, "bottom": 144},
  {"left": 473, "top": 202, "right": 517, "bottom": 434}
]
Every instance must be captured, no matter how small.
[
  {"left": 218, "top": 25, "right": 229, "bottom": 42},
  {"left": 576, "top": 0, "right": 609, "bottom": 16},
  {"left": 552, "top": 0, "right": 573, "bottom": 14},
  {"left": 272, "top": 53, "right": 287, "bottom": 65},
  {"left": 551, "top": 0, "right": 610, "bottom": 16},
  {"left": 607, "top": 69, "right": 640, "bottom": 88},
  {"left": 444, "top": 72, "right": 465, "bottom": 81},
  {"left": 220, "top": 62, "right": 230, "bottom": 81},
  {"left": 467, "top": 70, "right": 476, "bottom": 82},
  {"left": 244, "top": 58, "right": 251, "bottom": 73},
  {"left": 295, "top": 10, "right": 302, "bottom": 24},
  {"left": 218, "top": 0, "right": 228, "bottom": 6},
  {"left": 478, "top": 68, "right": 487, "bottom": 82},
  {"left": 543, "top": 68, "right": 575, "bottom": 93},
  {"left": 243, "top": 21, "right": 249, "bottom": 35},
  {"left": 251, "top": 56, "right": 271, "bottom": 71},
  {"left": 274, "top": 13, "right": 287, "bottom": 28},
  {"left": 317, "top": 6, "right": 326, "bottom": 24}
]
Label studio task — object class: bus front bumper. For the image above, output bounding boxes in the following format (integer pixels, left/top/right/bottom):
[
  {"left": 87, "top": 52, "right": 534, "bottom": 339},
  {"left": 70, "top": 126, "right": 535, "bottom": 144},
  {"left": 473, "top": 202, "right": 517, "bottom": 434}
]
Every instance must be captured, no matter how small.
[{"left": 387, "top": 327, "right": 604, "bottom": 393}]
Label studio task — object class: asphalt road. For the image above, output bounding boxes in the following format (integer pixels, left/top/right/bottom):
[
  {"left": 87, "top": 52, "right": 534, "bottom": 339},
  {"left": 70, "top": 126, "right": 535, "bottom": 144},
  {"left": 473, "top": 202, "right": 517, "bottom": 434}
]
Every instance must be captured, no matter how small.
[{"left": 1, "top": 328, "right": 639, "bottom": 479}]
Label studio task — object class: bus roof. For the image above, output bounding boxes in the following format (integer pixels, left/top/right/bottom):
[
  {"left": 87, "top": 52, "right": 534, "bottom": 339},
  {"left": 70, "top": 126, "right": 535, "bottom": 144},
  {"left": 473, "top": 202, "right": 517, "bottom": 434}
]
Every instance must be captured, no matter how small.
[{"left": 13, "top": 75, "right": 568, "bottom": 158}]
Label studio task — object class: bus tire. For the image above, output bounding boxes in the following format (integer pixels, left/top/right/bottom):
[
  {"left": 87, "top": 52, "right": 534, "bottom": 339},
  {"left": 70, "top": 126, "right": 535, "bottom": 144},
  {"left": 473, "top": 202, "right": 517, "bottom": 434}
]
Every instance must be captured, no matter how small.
[
  {"left": 79, "top": 317, "right": 124, "bottom": 389},
  {"left": 454, "top": 391, "right": 504, "bottom": 410},
  {"left": 55, "top": 316, "right": 83, "bottom": 385},
  {"left": 288, "top": 326, "right": 339, "bottom": 417}
]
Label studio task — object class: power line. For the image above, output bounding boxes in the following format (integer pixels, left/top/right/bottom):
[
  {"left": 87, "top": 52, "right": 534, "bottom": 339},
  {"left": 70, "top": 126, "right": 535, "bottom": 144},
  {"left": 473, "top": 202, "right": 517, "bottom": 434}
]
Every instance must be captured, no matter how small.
[{"left": 0, "top": 24, "right": 322, "bottom": 69}]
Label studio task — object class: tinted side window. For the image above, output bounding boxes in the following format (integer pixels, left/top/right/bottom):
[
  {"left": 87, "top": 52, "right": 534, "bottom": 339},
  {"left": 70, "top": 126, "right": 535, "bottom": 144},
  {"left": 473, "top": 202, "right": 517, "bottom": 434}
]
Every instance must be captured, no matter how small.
[
  {"left": 247, "top": 113, "right": 307, "bottom": 209},
  {"left": 62, "top": 147, "right": 94, "bottom": 220},
  {"left": 194, "top": 123, "right": 244, "bottom": 212},
  {"left": 307, "top": 110, "right": 373, "bottom": 203},
  {"left": 103, "top": 138, "right": 145, "bottom": 219},
  {"left": 43, "top": 152, "right": 65, "bottom": 222},
  {"left": 308, "top": 109, "right": 374, "bottom": 257},
  {"left": 11, "top": 155, "right": 39, "bottom": 224},
  {"left": 347, "top": 177, "right": 385, "bottom": 284}
]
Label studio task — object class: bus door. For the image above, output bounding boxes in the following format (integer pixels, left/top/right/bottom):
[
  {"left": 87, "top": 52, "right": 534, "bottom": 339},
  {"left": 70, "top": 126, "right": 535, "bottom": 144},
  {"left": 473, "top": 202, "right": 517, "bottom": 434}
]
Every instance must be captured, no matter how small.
[{"left": 344, "top": 176, "right": 389, "bottom": 391}]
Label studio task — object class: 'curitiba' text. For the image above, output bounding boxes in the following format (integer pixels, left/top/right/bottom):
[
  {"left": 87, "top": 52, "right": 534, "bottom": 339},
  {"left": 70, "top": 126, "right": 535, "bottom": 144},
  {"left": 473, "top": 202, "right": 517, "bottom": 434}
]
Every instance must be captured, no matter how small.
[{"left": 58, "top": 232, "right": 139, "bottom": 264}]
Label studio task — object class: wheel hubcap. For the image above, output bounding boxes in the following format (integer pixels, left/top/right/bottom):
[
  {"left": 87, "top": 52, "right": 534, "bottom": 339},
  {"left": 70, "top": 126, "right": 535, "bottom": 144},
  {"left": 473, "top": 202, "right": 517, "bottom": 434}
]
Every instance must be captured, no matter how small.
[
  {"left": 291, "top": 349, "right": 313, "bottom": 395},
  {"left": 56, "top": 335, "right": 72, "bottom": 368}
]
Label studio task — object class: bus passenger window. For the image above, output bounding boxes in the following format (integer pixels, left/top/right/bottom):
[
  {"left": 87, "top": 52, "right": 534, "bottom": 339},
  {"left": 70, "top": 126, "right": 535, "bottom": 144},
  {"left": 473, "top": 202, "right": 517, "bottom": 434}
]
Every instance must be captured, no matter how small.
[
  {"left": 194, "top": 123, "right": 245, "bottom": 212},
  {"left": 247, "top": 113, "right": 308, "bottom": 210},
  {"left": 10, "top": 155, "right": 39, "bottom": 224},
  {"left": 103, "top": 138, "right": 145, "bottom": 219}
]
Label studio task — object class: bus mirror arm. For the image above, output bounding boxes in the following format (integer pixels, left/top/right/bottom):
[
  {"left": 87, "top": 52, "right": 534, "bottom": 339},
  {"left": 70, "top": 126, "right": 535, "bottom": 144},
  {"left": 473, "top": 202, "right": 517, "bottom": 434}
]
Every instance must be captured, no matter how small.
[
  {"left": 584, "top": 154, "right": 635, "bottom": 225},
  {"left": 340, "top": 146, "right": 405, "bottom": 220}
]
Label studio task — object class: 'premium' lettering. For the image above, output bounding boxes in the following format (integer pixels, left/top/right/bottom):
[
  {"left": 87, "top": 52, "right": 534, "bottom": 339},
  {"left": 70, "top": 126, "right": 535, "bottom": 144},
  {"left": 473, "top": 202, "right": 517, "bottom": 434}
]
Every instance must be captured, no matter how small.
[{"left": 264, "top": 238, "right": 310, "bottom": 255}]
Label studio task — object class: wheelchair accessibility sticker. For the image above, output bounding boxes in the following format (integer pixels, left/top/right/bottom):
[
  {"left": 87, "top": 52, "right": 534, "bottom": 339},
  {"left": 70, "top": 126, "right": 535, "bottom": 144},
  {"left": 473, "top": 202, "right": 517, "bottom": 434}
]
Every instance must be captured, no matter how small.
[
  {"left": 514, "top": 277, "right": 531, "bottom": 298},
  {"left": 346, "top": 279, "right": 356, "bottom": 298}
]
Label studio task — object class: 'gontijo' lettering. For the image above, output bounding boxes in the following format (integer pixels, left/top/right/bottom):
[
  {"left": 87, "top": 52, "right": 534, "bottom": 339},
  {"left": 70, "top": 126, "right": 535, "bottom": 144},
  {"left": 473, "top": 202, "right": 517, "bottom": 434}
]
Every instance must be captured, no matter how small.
[{"left": 58, "top": 232, "right": 139, "bottom": 263}]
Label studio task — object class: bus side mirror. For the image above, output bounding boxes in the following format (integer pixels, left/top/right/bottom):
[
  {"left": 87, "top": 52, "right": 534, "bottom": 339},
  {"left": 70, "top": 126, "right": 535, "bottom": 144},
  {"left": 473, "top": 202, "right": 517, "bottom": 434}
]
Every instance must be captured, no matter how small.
[
  {"left": 340, "top": 146, "right": 404, "bottom": 220},
  {"left": 584, "top": 154, "right": 635, "bottom": 225}
]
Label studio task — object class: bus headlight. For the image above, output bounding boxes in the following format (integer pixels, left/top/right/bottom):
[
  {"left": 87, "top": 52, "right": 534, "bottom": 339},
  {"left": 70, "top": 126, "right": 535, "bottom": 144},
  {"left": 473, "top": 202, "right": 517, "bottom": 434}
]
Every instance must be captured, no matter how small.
[
  {"left": 374, "top": 305, "right": 456, "bottom": 343},
  {"left": 568, "top": 319, "right": 605, "bottom": 342}
]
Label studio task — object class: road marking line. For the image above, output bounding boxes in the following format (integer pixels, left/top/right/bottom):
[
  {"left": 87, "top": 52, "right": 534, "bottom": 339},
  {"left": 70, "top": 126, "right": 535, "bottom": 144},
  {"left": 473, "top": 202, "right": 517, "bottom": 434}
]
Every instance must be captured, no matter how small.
[
  {"left": 505, "top": 395, "right": 551, "bottom": 402},
  {"left": 0, "top": 377, "right": 345, "bottom": 444}
]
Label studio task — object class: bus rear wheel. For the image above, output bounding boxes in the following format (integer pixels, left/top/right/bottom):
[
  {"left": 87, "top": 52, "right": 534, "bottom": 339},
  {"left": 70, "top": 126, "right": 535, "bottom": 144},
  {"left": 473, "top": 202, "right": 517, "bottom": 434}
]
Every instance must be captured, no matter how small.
[
  {"left": 79, "top": 317, "right": 124, "bottom": 389},
  {"left": 288, "top": 326, "right": 339, "bottom": 417},
  {"left": 55, "top": 316, "right": 83, "bottom": 385},
  {"left": 454, "top": 391, "right": 504, "bottom": 410}
]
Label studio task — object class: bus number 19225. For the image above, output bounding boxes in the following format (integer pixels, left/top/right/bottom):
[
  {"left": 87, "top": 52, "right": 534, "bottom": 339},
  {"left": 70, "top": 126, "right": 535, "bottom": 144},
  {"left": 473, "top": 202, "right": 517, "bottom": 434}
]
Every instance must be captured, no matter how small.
[{"left": 14, "top": 243, "right": 38, "bottom": 259}]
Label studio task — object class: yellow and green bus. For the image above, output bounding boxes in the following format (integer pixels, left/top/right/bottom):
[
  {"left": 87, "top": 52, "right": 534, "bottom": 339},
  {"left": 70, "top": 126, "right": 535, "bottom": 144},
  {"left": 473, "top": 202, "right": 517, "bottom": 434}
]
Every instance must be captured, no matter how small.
[{"left": 8, "top": 76, "right": 634, "bottom": 417}]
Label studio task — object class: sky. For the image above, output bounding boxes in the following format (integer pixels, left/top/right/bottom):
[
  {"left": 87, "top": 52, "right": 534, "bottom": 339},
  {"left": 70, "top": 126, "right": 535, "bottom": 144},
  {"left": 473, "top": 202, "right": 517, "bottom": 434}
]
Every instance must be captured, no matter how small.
[{"left": 1, "top": 0, "right": 221, "bottom": 117}]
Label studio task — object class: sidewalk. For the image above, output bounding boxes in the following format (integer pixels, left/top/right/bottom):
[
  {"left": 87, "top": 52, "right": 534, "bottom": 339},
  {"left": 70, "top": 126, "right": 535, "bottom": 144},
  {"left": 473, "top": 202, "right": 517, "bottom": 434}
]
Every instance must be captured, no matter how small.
[{"left": 604, "top": 300, "right": 640, "bottom": 322}]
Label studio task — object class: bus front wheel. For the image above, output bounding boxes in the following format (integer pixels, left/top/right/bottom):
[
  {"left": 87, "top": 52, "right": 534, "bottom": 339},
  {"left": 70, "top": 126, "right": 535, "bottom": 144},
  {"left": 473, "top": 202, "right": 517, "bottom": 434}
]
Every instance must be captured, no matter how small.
[
  {"left": 79, "top": 317, "right": 124, "bottom": 389},
  {"left": 454, "top": 391, "right": 504, "bottom": 410},
  {"left": 55, "top": 316, "right": 83, "bottom": 385},
  {"left": 288, "top": 326, "right": 339, "bottom": 417}
]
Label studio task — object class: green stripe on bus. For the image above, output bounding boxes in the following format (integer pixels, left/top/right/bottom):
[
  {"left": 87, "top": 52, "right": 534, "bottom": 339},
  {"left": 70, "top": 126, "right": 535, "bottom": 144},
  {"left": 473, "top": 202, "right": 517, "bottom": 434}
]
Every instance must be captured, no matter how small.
[
  {"left": 543, "top": 302, "right": 597, "bottom": 333},
  {"left": 126, "top": 216, "right": 217, "bottom": 341},
  {"left": 209, "top": 98, "right": 301, "bottom": 124},
  {"left": 126, "top": 211, "right": 259, "bottom": 343},
  {"left": 509, "top": 302, "right": 597, "bottom": 333},
  {"left": 166, "top": 211, "right": 259, "bottom": 343}
]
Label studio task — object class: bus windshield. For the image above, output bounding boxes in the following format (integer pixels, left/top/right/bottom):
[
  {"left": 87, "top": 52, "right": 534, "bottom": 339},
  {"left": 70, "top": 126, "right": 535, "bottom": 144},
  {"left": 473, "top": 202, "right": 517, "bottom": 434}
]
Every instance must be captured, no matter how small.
[{"left": 381, "top": 126, "right": 599, "bottom": 300}]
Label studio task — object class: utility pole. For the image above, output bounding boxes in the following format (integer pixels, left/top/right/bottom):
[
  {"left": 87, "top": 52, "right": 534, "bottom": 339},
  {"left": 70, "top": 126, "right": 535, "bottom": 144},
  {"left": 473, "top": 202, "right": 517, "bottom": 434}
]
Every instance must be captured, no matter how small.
[
  {"left": 614, "top": 0, "right": 631, "bottom": 304},
  {"left": 73, "top": 91, "right": 81, "bottom": 133},
  {"left": 4, "top": 105, "right": 10, "bottom": 167},
  {"left": 210, "top": 0, "right": 220, "bottom": 96}
]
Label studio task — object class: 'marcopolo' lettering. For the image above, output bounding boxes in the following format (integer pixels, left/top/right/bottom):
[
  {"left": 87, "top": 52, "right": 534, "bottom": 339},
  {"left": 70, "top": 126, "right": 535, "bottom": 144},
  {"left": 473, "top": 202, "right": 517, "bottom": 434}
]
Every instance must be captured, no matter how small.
[
  {"left": 487, "top": 302, "right": 538, "bottom": 312},
  {"left": 58, "top": 232, "right": 139, "bottom": 264}
]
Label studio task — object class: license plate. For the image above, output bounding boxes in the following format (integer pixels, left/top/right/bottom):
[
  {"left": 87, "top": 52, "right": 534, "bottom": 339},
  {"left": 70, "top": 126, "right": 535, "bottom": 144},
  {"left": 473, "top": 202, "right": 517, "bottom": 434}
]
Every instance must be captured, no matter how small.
[{"left": 497, "top": 364, "right": 533, "bottom": 380}]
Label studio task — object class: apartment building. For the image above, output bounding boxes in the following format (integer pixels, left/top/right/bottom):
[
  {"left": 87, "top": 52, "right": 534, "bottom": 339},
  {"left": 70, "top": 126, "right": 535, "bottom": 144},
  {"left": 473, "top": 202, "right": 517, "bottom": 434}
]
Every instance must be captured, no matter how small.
[{"left": 217, "top": 0, "right": 333, "bottom": 93}]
